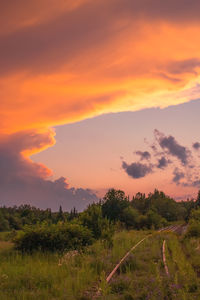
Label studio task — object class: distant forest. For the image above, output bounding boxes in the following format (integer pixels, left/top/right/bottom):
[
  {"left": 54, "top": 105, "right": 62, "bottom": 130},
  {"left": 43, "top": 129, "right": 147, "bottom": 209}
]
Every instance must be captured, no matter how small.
[
  {"left": 1, "top": 189, "right": 200, "bottom": 252},
  {"left": 0, "top": 189, "right": 199, "bottom": 232}
]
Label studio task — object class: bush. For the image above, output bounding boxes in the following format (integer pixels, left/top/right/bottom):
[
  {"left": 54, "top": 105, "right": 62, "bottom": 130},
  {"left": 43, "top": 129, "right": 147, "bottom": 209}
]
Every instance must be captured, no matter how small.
[
  {"left": 190, "top": 208, "right": 200, "bottom": 221},
  {"left": 14, "top": 223, "right": 94, "bottom": 252},
  {"left": 146, "top": 210, "right": 166, "bottom": 229},
  {"left": 185, "top": 221, "right": 200, "bottom": 238}
]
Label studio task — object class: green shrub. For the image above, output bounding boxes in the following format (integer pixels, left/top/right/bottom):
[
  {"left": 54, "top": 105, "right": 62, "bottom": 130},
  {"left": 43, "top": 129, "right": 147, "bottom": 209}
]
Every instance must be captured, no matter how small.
[
  {"left": 14, "top": 223, "right": 93, "bottom": 252},
  {"left": 185, "top": 221, "right": 200, "bottom": 238},
  {"left": 190, "top": 209, "right": 200, "bottom": 221}
]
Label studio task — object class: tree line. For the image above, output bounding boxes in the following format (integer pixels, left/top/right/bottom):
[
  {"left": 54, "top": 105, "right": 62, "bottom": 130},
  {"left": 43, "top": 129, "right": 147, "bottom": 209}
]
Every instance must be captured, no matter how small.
[
  {"left": 0, "top": 189, "right": 199, "bottom": 232},
  {"left": 1, "top": 189, "right": 200, "bottom": 252}
]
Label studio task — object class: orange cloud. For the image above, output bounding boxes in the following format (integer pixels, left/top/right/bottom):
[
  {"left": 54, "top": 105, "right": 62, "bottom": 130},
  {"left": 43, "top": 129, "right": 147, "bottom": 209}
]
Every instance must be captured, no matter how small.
[
  {"left": 1, "top": 1, "right": 200, "bottom": 181},
  {"left": 1, "top": 0, "right": 200, "bottom": 208},
  {"left": 1, "top": 5, "right": 200, "bottom": 135},
  {"left": 0, "top": 0, "right": 90, "bottom": 35}
]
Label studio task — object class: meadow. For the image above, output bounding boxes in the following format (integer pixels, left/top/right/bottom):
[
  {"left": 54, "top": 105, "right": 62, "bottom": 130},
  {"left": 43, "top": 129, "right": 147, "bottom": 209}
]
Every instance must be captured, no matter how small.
[
  {"left": 0, "top": 230, "right": 148, "bottom": 300},
  {"left": 0, "top": 229, "right": 200, "bottom": 300},
  {"left": 1, "top": 189, "right": 200, "bottom": 299}
]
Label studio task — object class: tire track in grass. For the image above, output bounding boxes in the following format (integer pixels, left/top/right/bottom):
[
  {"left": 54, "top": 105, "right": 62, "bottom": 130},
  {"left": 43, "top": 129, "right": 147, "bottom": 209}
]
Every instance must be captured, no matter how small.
[
  {"left": 92, "top": 225, "right": 185, "bottom": 298},
  {"left": 162, "top": 240, "right": 170, "bottom": 277},
  {"left": 105, "top": 224, "right": 184, "bottom": 284},
  {"left": 92, "top": 235, "right": 150, "bottom": 299},
  {"left": 105, "top": 225, "right": 183, "bottom": 282},
  {"left": 106, "top": 236, "right": 149, "bottom": 283}
]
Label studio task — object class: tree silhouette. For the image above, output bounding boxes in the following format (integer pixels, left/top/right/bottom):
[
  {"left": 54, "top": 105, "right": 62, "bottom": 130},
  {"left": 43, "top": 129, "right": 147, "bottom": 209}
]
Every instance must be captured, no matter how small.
[{"left": 196, "top": 190, "right": 200, "bottom": 208}]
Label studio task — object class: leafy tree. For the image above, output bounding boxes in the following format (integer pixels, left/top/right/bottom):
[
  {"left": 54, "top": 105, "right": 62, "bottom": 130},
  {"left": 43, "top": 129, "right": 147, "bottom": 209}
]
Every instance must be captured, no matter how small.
[
  {"left": 0, "top": 212, "right": 9, "bottom": 231},
  {"left": 180, "top": 199, "right": 196, "bottom": 221},
  {"left": 120, "top": 207, "right": 140, "bottom": 229},
  {"left": 102, "top": 189, "right": 129, "bottom": 222},
  {"left": 190, "top": 208, "right": 200, "bottom": 221},
  {"left": 196, "top": 190, "right": 200, "bottom": 208},
  {"left": 7, "top": 215, "right": 22, "bottom": 230},
  {"left": 131, "top": 192, "right": 147, "bottom": 214},
  {"left": 80, "top": 203, "right": 111, "bottom": 239},
  {"left": 146, "top": 210, "right": 165, "bottom": 229}
]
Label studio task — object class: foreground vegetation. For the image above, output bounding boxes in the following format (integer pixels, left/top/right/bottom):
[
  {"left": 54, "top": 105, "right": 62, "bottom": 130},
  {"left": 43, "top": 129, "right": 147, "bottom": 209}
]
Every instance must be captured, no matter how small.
[
  {"left": 1, "top": 189, "right": 200, "bottom": 299},
  {"left": 0, "top": 230, "right": 149, "bottom": 299},
  {"left": 1, "top": 229, "right": 200, "bottom": 300}
]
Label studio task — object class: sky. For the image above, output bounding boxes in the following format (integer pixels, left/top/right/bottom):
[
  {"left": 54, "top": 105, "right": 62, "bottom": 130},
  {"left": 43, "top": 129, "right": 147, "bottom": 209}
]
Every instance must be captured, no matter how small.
[{"left": 1, "top": 0, "right": 200, "bottom": 211}]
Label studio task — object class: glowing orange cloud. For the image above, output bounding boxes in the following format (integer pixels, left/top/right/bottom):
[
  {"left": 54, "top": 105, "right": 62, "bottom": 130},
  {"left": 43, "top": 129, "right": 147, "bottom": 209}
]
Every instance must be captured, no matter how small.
[
  {"left": 1, "top": 0, "right": 200, "bottom": 208},
  {"left": 0, "top": 0, "right": 200, "bottom": 135}
]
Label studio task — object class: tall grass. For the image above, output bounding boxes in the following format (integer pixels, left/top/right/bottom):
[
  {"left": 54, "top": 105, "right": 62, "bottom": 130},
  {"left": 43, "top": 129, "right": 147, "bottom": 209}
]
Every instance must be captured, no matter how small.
[
  {"left": 0, "top": 230, "right": 147, "bottom": 300},
  {"left": 99, "top": 233, "right": 166, "bottom": 299},
  {"left": 182, "top": 237, "right": 200, "bottom": 275},
  {"left": 164, "top": 233, "right": 200, "bottom": 299},
  {"left": 1, "top": 230, "right": 198, "bottom": 299}
]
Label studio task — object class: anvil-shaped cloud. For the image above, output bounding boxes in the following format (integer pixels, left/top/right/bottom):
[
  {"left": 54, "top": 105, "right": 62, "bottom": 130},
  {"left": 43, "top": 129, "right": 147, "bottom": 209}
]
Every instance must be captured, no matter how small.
[{"left": 0, "top": 130, "right": 97, "bottom": 211}]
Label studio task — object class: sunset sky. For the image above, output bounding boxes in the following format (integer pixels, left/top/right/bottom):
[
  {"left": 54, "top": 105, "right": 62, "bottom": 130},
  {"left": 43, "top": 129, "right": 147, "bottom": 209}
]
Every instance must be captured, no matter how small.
[{"left": 1, "top": 0, "right": 200, "bottom": 211}]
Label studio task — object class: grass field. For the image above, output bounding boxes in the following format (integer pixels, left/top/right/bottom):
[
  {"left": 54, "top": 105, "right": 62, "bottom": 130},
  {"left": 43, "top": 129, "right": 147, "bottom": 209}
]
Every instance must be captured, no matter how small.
[
  {"left": 0, "top": 230, "right": 148, "bottom": 300},
  {"left": 0, "top": 230, "right": 200, "bottom": 300}
]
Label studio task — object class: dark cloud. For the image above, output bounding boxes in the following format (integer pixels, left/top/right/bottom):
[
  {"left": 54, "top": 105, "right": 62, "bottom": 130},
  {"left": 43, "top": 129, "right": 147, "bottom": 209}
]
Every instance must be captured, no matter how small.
[
  {"left": 193, "top": 142, "right": 200, "bottom": 150},
  {"left": 151, "top": 144, "right": 158, "bottom": 153},
  {"left": 154, "top": 129, "right": 190, "bottom": 165},
  {"left": 191, "top": 180, "right": 200, "bottom": 188},
  {"left": 122, "top": 129, "right": 200, "bottom": 188},
  {"left": 120, "top": 0, "right": 200, "bottom": 22},
  {"left": 0, "top": 131, "right": 98, "bottom": 211},
  {"left": 157, "top": 156, "right": 170, "bottom": 169},
  {"left": 135, "top": 151, "right": 151, "bottom": 161},
  {"left": 172, "top": 168, "right": 185, "bottom": 185},
  {"left": 122, "top": 161, "right": 152, "bottom": 179},
  {"left": 166, "top": 58, "right": 200, "bottom": 75},
  {"left": 0, "top": 1, "right": 116, "bottom": 75}
]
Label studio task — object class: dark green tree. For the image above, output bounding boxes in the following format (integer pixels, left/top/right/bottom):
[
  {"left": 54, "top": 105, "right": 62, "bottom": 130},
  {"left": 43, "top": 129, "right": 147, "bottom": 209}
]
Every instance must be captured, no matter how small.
[
  {"left": 120, "top": 206, "right": 140, "bottom": 229},
  {"left": 0, "top": 211, "right": 10, "bottom": 231},
  {"left": 102, "top": 189, "right": 129, "bottom": 222},
  {"left": 80, "top": 203, "right": 111, "bottom": 239},
  {"left": 196, "top": 190, "right": 200, "bottom": 208},
  {"left": 57, "top": 205, "right": 65, "bottom": 222}
]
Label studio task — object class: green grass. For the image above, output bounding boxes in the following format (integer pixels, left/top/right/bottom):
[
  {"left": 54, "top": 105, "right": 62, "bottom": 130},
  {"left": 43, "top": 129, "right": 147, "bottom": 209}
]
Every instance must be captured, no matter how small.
[
  {"left": 0, "top": 231, "right": 16, "bottom": 241},
  {"left": 1, "top": 229, "right": 199, "bottom": 300},
  {"left": 162, "top": 233, "right": 200, "bottom": 299},
  {"left": 181, "top": 237, "right": 200, "bottom": 276},
  {"left": 98, "top": 232, "right": 200, "bottom": 300},
  {"left": 99, "top": 233, "right": 166, "bottom": 300},
  {"left": 0, "top": 230, "right": 148, "bottom": 300}
]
